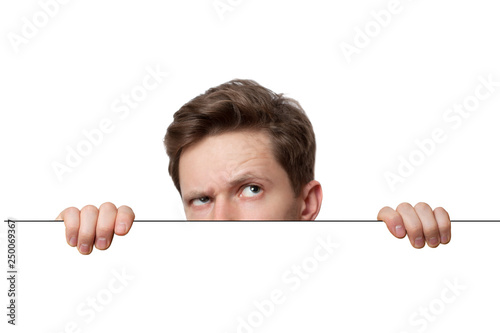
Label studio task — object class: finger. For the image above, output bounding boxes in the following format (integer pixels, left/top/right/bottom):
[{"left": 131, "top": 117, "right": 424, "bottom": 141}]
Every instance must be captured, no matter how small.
[
  {"left": 434, "top": 207, "right": 451, "bottom": 244},
  {"left": 377, "top": 206, "right": 406, "bottom": 238},
  {"left": 57, "top": 207, "right": 80, "bottom": 247},
  {"left": 414, "top": 202, "right": 440, "bottom": 248},
  {"left": 95, "top": 202, "right": 117, "bottom": 250},
  {"left": 115, "top": 205, "right": 135, "bottom": 236},
  {"left": 396, "top": 202, "right": 425, "bottom": 249},
  {"left": 78, "top": 205, "right": 99, "bottom": 255}
]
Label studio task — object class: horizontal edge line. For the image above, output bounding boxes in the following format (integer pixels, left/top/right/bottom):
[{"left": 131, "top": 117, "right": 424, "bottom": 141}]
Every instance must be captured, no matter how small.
[{"left": 4, "top": 220, "right": 500, "bottom": 223}]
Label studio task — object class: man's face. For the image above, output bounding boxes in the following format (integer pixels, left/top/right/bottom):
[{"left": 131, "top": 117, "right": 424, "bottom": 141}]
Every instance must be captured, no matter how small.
[{"left": 178, "top": 130, "right": 304, "bottom": 220}]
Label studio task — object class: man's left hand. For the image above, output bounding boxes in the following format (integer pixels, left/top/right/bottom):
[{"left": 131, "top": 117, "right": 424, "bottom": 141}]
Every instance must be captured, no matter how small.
[{"left": 378, "top": 202, "right": 451, "bottom": 248}]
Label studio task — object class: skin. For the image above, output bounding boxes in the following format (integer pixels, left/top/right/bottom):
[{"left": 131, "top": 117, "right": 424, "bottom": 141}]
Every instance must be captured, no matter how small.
[
  {"left": 178, "top": 130, "right": 322, "bottom": 220},
  {"left": 56, "top": 129, "right": 451, "bottom": 255}
]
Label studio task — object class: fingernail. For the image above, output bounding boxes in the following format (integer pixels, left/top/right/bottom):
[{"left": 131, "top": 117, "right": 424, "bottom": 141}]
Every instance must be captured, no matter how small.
[
  {"left": 429, "top": 237, "right": 439, "bottom": 247},
  {"left": 80, "top": 243, "right": 90, "bottom": 253},
  {"left": 441, "top": 234, "right": 448, "bottom": 243},
  {"left": 96, "top": 237, "right": 107, "bottom": 249},
  {"left": 415, "top": 237, "right": 424, "bottom": 248},
  {"left": 395, "top": 225, "right": 405, "bottom": 237},
  {"left": 116, "top": 223, "right": 126, "bottom": 234},
  {"left": 69, "top": 237, "right": 77, "bottom": 246}
]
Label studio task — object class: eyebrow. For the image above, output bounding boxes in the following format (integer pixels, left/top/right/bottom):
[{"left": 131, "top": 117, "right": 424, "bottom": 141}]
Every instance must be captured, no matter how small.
[{"left": 228, "top": 173, "right": 273, "bottom": 188}]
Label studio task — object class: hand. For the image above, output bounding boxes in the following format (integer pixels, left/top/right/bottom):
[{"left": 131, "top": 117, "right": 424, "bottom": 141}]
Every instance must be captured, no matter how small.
[
  {"left": 377, "top": 202, "right": 451, "bottom": 248},
  {"left": 56, "top": 202, "right": 135, "bottom": 255}
]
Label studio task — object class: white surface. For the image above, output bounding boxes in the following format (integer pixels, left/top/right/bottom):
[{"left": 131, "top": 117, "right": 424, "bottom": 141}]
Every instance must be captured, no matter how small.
[{"left": 1, "top": 0, "right": 499, "bottom": 331}]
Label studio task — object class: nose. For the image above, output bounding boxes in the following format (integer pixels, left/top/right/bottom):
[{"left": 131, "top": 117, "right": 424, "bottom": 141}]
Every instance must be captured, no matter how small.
[{"left": 212, "top": 198, "right": 237, "bottom": 220}]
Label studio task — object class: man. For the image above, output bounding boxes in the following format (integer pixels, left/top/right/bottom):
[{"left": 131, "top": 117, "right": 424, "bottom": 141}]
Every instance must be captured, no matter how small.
[{"left": 56, "top": 79, "right": 452, "bottom": 255}]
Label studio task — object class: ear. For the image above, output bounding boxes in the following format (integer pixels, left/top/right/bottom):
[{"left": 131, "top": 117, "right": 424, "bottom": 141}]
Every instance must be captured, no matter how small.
[{"left": 299, "top": 180, "right": 323, "bottom": 220}]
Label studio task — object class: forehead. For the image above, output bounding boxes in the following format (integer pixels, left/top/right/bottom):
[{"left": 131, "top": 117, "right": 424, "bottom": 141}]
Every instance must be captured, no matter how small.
[{"left": 178, "top": 130, "right": 284, "bottom": 193}]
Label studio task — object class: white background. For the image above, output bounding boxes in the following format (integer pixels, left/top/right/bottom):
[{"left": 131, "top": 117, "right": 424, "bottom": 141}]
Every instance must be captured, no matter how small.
[{"left": 1, "top": 0, "right": 499, "bottom": 332}]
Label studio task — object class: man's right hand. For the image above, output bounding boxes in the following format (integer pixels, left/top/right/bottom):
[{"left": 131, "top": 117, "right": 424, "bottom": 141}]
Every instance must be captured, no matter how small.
[{"left": 56, "top": 202, "right": 135, "bottom": 255}]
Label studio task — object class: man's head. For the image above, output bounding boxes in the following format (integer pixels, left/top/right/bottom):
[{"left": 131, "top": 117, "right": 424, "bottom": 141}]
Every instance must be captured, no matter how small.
[{"left": 164, "top": 79, "right": 322, "bottom": 220}]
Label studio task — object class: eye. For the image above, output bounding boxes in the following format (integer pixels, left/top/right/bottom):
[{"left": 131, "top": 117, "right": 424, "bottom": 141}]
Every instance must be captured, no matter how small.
[
  {"left": 241, "top": 185, "right": 262, "bottom": 198},
  {"left": 192, "top": 196, "right": 210, "bottom": 206}
]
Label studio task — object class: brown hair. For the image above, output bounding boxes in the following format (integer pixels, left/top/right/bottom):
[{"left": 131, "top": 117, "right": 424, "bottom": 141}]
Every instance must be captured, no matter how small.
[{"left": 164, "top": 79, "right": 316, "bottom": 196}]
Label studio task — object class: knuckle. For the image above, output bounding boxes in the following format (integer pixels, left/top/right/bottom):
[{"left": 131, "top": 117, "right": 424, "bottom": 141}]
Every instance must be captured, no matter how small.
[
  {"left": 379, "top": 206, "right": 392, "bottom": 213},
  {"left": 423, "top": 226, "right": 439, "bottom": 236},
  {"left": 60, "top": 207, "right": 79, "bottom": 224},
  {"left": 396, "top": 202, "right": 412, "bottom": 212},
  {"left": 405, "top": 225, "right": 423, "bottom": 236},
  {"left": 81, "top": 205, "right": 98, "bottom": 215},
  {"left": 414, "top": 202, "right": 430, "bottom": 212},
  {"left": 65, "top": 206, "right": 80, "bottom": 215},
  {"left": 65, "top": 224, "right": 79, "bottom": 232},
  {"left": 386, "top": 215, "right": 400, "bottom": 226},
  {"left": 78, "top": 232, "right": 95, "bottom": 240},
  {"left": 100, "top": 202, "right": 117, "bottom": 211},
  {"left": 96, "top": 224, "right": 115, "bottom": 235},
  {"left": 378, "top": 206, "right": 394, "bottom": 220},
  {"left": 434, "top": 206, "right": 450, "bottom": 219},
  {"left": 118, "top": 205, "right": 135, "bottom": 219}
]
